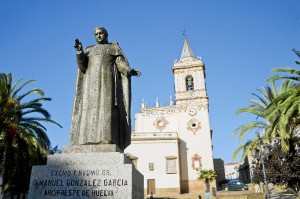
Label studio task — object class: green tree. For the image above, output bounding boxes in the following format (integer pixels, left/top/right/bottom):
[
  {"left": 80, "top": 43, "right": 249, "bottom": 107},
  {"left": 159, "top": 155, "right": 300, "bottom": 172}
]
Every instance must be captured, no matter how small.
[
  {"left": 266, "top": 49, "right": 300, "bottom": 152},
  {"left": 0, "top": 73, "right": 61, "bottom": 196},
  {"left": 232, "top": 80, "right": 294, "bottom": 159},
  {"left": 252, "top": 142, "right": 300, "bottom": 192},
  {"left": 268, "top": 145, "right": 300, "bottom": 192},
  {"left": 198, "top": 169, "right": 217, "bottom": 193}
]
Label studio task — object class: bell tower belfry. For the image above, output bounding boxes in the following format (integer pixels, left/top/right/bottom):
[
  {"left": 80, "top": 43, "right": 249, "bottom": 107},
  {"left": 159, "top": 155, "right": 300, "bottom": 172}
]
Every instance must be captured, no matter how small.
[{"left": 172, "top": 36, "right": 208, "bottom": 105}]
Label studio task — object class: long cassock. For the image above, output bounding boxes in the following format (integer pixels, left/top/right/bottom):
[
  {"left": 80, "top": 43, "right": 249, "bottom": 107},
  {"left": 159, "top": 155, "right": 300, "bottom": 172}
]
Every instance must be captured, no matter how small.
[{"left": 69, "top": 42, "right": 131, "bottom": 151}]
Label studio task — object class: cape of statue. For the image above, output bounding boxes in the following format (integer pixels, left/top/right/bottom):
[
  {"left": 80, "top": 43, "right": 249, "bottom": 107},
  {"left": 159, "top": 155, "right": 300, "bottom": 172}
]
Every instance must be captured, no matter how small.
[{"left": 69, "top": 27, "right": 140, "bottom": 151}]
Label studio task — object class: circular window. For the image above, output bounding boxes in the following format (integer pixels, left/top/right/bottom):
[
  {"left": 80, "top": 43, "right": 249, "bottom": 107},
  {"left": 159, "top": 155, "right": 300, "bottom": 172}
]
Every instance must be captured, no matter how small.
[
  {"left": 158, "top": 121, "right": 165, "bottom": 127},
  {"left": 153, "top": 116, "right": 169, "bottom": 131},
  {"left": 187, "top": 119, "right": 201, "bottom": 134}
]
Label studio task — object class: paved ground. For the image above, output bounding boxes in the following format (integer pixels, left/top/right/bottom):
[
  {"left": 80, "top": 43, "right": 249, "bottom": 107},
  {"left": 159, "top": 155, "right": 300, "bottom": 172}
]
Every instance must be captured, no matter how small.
[
  {"left": 146, "top": 185, "right": 300, "bottom": 199},
  {"left": 269, "top": 184, "right": 299, "bottom": 199}
]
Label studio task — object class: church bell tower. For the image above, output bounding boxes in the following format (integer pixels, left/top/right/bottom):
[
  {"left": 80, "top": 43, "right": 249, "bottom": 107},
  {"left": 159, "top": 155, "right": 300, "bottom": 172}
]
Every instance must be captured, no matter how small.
[
  {"left": 172, "top": 36, "right": 214, "bottom": 193},
  {"left": 172, "top": 36, "right": 208, "bottom": 106}
]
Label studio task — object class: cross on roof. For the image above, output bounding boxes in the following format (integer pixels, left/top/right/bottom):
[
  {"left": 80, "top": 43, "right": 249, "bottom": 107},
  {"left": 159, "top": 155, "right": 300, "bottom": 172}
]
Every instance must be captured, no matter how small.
[{"left": 182, "top": 27, "right": 188, "bottom": 37}]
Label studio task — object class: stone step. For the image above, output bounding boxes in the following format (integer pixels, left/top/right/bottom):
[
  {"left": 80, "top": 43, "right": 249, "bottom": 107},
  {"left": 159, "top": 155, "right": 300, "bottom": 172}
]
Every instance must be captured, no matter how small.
[
  {"left": 62, "top": 144, "right": 123, "bottom": 153},
  {"left": 47, "top": 152, "right": 131, "bottom": 166}
]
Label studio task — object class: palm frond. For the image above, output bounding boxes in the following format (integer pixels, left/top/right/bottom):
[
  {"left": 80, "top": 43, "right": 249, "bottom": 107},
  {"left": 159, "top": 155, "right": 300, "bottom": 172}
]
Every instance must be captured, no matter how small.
[
  {"left": 21, "top": 108, "right": 51, "bottom": 119},
  {"left": 292, "top": 48, "right": 300, "bottom": 59},
  {"left": 17, "top": 89, "right": 44, "bottom": 101},
  {"left": 12, "top": 79, "right": 37, "bottom": 98},
  {"left": 232, "top": 144, "right": 246, "bottom": 160},
  {"left": 267, "top": 75, "right": 300, "bottom": 83},
  {"left": 20, "top": 121, "right": 47, "bottom": 131},
  {"left": 22, "top": 118, "right": 62, "bottom": 128},
  {"left": 20, "top": 97, "right": 51, "bottom": 108},
  {"left": 271, "top": 67, "right": 300, "bottom": 75},
  {"left": 232, "top": 121, "right": 266, "bottom": 141},
  {"left": 10, "top": 78, "right": 23, "bottom": 96}
]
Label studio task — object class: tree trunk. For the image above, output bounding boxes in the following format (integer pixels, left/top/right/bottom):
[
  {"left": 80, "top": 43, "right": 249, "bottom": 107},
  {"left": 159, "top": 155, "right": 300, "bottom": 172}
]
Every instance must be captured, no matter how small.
[{"left": 205, "top": 180, "right": 210, "bottom": 192}]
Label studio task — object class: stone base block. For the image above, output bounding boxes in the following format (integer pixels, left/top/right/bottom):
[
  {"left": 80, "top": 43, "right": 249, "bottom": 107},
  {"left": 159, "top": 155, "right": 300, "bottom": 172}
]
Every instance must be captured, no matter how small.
[{"left": 28, "top": 145, "right": 144, "bottom": 199}]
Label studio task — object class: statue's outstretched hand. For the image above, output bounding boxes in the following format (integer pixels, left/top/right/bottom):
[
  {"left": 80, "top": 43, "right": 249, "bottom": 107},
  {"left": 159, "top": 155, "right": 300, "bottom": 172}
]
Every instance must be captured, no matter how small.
[
  {"left": 129, "top": 68, "right": 141, "bottom": 77},
  {"left": 74, "top": 38, "right": 83, "bottom": 51}
]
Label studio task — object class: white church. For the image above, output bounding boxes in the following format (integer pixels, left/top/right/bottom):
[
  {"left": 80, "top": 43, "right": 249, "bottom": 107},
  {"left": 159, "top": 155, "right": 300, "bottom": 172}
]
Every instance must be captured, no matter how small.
[{"left": 125, "top": 36, "right": 215, "bottom": 197}]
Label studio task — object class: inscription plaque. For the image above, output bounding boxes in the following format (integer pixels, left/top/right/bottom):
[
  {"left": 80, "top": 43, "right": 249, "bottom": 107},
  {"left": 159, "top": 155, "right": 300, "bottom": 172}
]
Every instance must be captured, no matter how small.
[{"left": 28, "top": 147, "right": 144, "bottom": 199}]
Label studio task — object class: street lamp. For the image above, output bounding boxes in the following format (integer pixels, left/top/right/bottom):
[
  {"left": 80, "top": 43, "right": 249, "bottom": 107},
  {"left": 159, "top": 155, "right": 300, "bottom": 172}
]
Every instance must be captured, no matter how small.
[
  {"left": 295, "top": 144, "right": 300, "bottom": 155},
  {"left": 252, "top": 132, "right": 271, "bottom": 199}
]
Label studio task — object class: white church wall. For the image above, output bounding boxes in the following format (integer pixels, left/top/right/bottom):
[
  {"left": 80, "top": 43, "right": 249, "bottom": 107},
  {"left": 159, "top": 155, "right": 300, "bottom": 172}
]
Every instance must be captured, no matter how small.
[
  {"left": 125, "top": 139, "right": 180, "bottom": 193},
  {"left": 135, "top": 111, "right": 178, "bottom": 133},
  {"left": 177, "top": 107, "right": 214, "bottom": 181}
]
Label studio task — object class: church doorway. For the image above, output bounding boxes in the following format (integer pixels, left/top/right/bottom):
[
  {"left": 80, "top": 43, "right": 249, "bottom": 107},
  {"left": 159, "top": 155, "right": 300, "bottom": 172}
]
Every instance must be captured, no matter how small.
[{"left": 147, "top": 179, "right": 156, "bottom": 195}]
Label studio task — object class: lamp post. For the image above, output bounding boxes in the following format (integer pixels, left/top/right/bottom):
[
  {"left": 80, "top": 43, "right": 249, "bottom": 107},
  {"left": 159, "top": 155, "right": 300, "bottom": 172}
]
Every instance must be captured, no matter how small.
[
  {"left": 253, "top": 132, "right": 270, "bottom": 199},
  {"left": 296, "top": 144, "right": 300, "bottom": 155}
]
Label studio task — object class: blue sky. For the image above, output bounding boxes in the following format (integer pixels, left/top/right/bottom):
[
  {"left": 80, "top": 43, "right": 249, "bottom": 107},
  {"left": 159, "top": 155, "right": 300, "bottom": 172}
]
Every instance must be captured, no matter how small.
[{"left": 1, "top": 1, "right": 299, "bottom": 164}]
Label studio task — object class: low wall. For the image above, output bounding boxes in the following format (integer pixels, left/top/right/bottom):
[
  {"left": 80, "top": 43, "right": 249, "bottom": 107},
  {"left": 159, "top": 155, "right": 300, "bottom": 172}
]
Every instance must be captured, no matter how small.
[{"left": 217, "top": 193, "right": 264, "bottom": 199}]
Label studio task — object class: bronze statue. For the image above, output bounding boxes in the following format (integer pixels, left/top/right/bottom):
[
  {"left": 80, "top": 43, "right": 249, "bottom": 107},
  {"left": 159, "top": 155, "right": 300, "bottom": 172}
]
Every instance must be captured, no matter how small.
[{"left": 70, "top": 27, "right": 140, "bottom": 151}]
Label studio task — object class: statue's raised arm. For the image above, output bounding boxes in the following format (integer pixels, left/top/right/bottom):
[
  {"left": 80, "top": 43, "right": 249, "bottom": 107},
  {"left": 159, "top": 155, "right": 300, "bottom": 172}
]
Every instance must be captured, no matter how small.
[
  {"left": 74, "top": 38, "right": 88, "bottom": 73},
  {"left": 74, "top": 38, "right": 83, "bottom": 51}
]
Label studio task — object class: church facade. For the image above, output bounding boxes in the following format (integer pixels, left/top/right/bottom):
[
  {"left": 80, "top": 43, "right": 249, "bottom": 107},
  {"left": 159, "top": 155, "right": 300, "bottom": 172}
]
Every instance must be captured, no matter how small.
[{"left": 125, "top": 36, "right": 215, "bottom": 196}]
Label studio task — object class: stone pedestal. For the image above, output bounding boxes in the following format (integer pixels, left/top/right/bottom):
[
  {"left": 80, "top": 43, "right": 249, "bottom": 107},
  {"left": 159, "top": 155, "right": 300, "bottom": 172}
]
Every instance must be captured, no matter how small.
[{"left": 28, "top": 145, "right": 144, "bottom": 199}]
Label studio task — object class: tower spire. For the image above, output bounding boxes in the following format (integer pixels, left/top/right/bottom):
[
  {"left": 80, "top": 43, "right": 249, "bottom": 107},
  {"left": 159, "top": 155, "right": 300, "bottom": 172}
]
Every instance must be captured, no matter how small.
[{"left": 180, "top": 35, "right": 196, "bottom": 60}]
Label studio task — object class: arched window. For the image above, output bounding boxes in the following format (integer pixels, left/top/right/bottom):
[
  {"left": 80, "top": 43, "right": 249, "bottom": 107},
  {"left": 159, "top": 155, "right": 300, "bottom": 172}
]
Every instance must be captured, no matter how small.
[
  {"left": 192, "top": 154, "right": 202, "bottom": 171},
  {"left": 186, "top": 75, "right": 194, "bottom": 91},
  {"left": 166, "top": 156, "right": 177, "bottom": 174}
]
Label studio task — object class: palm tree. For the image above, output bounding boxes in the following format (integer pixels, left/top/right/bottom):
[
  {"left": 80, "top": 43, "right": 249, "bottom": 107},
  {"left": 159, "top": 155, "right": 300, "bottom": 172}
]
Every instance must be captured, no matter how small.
[
  {"left": 265, "top": 87, "right": 300, "bottom": 152},
  {"left": 198, "top": 169, "right": 217, "bottom": 193},
  {"left": 232, "top": 80, "right": 294, "bottom": 159},
  {"left": 266, "top": 48, "right": 300, "bottom": 152},
  {"left": 0, "top": 73, "right": 61, "bottom": 196}
]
